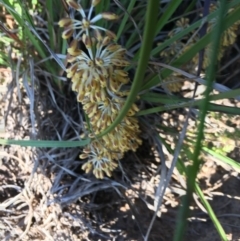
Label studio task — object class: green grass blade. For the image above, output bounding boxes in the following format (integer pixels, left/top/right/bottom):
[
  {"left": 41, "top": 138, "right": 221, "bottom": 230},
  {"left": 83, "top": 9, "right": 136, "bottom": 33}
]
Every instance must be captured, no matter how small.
[
  {"left": 155, "top": 0, "right": 182, "bottom": 35},
  {"left": 174, "top": 1, "right": 228, "bottom": 240},
  {"left": 137, "top": 102, "right": 240, "bottom": 116},
  {"left": 195, "top": 184, "right": 228, "bottom": 241},
  {"left": 140, "top": 88, "right": 240, "bottom": 103},
  {"left": 0, "top": 138, "right": 90, "bottom": 148},
  {"left": 97, "top": 0, "right": 159, "bottom": 138},
  {"left": 132, "top": 0, "right": 182, "bottom": 60},
  {"left": 116, "top": 0, "right": 137, "bottom": 42},
  {"left": 202, "top": 147, "right": 240, "bottom": 173},
  {"left": 0, "top": 50, "right": 9, "bottom": 66},
  {"left": 139, "top": 89, "right": 240, "bottom": 115},
  {"left": 46, "top": 0, "right": 55, "bottom": 50}
]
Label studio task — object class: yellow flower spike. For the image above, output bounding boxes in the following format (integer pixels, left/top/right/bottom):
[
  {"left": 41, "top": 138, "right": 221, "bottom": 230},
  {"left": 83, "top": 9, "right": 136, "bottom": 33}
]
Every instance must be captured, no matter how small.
[
  {"left": 58, "top": 18, "right": 73, "bottom": 28},
  {"left": 66, "top": 0, "right": 81, "bottom": 10},
  {"left": 102, "top": 12, "right": 119, "bottom": 20},
  {"left": 62, "top": 28, "right": 74, "bottom": 39},
  {"left": 58, "top": 1, "right": 143, "bottom": 179}
]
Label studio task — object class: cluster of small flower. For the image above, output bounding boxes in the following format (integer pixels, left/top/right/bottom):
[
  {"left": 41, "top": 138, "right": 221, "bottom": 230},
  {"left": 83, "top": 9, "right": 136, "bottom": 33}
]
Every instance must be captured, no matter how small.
[
  {"left": 59, "top": 0, "right": 142, "bottom": 178},
  {"left": 160, "top": 3, "right": 240, "bottom": 92}
]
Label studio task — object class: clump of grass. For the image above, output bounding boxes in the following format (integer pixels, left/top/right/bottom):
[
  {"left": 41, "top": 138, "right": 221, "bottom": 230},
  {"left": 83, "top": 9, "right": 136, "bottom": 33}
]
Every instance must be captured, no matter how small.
[{"left": 1, "top": 0, "right": 240, "bottom": 240}]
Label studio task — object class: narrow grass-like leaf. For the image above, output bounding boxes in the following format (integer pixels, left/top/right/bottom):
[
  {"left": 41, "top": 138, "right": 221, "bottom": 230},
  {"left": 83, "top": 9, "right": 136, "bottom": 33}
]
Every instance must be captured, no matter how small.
[
  {"left": 141, "top": 86, "right": 240, "bottom": 104},
  {"left": 0, "top": 51, "right": 9, "bottom": 66},
  {"left": 139, "top": 87, "right": 240, "bottom": 114},
  {"left": 155, "top": 0, "right": 182, "bottom": 35},
  {"left": 139, "top": 89, "right": 240, "bottom": 115},
  {"left": 195, "top": 184, "right": 228, "bottom": 241},
  {"left": 184, "top": 0, "right": 197, "bottom": 14},
  {"left": 46, "top": 0, "right": 55, "bottom": 50},
  {"left": 97, "top": 1, "right": 159, "bottom": 138},
  {"left": 174, "top": 1, "right": 228, "bottom": 240},
  {"left": 202, "top": 147, "right": 240, "bottom": 173},
  {"left": 137, "top": 102, "right": 240, "bottom": 116},
  {"left": 116, "top": 0, "right": 137, "bottom": 42},
  {"left": 0, "top": 138, "right": 90, "bottom": 147}
]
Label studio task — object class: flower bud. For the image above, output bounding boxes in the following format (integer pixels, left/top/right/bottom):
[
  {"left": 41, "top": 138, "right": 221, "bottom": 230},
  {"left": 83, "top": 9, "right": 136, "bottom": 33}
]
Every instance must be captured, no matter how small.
[
  {"left": 58, "top": 18, "right": 72, "bottom": 28},
  {"left": 102, "top": 12, "right": 119, "bottom": 20},
  {"left": 66, "top": 0, "right": 81, "bottom": 10}
]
